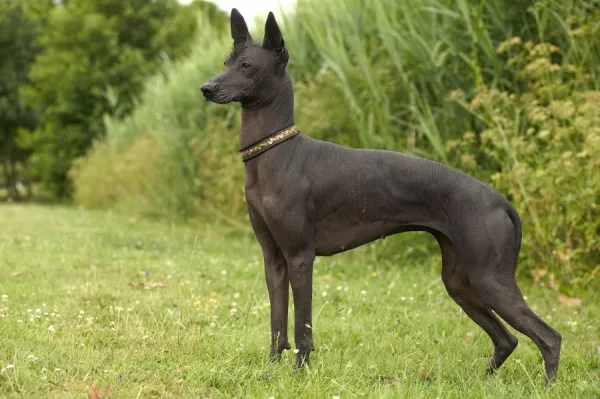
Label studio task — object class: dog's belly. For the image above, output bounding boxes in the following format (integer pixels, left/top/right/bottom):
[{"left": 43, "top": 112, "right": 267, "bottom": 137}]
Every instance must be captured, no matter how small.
[
  {"left": 310, "top": 173, "right": 447, "bottom": 256},
  {"left": 312, "top": 204, "right": 439, "bottom": 256},
  {"left": 314, "top": 220, "right": 408, "bottom": 256}
]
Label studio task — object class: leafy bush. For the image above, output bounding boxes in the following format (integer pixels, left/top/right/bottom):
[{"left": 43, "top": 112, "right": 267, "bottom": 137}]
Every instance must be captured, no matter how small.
[{"left": 448, "top": 32, "right": 600, "bottom": 285}]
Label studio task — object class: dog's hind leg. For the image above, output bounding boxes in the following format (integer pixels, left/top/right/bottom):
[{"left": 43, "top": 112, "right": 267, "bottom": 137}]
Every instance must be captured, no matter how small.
[
  {"left": 471, "top": 276, "right": 561, "bottom": 384},
  {"left": 465, "top": 209, "right": 562, "bottom": 384},
  {"left": 248, "top": 207, "right": 291, "bottom": 361},
  {"left": 436, "top": 233, "right": 518, "bottom": 374}
]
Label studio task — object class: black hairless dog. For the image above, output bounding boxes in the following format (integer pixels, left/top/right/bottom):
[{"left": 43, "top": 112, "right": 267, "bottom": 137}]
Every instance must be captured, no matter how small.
[{"left": 201, "top": 8, "right": 562, "bottom": 385}]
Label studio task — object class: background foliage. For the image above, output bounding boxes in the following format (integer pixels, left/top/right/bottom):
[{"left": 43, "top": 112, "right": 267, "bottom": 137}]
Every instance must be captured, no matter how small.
[
  {"left": 0, "top": 0, "right": 227, "bottom": 198},
  {"left": 0, "top": 0, "right": 52, "bottom": 201},
  {"left": 2, "top": 0, "right": 598, "bottom": 286}
]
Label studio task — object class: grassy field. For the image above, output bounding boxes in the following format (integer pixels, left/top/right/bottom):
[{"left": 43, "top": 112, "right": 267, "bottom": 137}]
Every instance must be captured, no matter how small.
[{"left": 0, "top": 205, "right": 598, "bottom": 398}]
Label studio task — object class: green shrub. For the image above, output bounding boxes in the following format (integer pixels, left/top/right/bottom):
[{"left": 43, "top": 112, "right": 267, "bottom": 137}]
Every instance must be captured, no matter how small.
[{"left": 447, "top": 28, "right": 600, "bottom": 285}]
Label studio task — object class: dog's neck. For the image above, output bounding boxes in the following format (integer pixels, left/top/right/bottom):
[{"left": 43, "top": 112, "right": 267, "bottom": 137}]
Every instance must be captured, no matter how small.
[{"left": 239, "top": 75, "right": 295, "bottom": 151}]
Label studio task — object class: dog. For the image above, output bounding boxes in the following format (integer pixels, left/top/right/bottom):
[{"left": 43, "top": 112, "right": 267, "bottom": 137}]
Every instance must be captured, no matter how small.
[{"left": 201, "top": 8, "right": 562, "bottom": 384}]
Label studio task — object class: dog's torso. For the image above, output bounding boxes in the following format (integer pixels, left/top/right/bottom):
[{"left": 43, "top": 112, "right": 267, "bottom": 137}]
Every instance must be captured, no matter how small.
[{"left": 244, "top": 134, "right": 510, "bottom": 256}]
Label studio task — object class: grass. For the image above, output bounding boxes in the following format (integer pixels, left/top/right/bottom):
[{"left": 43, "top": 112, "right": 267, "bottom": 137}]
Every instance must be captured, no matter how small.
[{"left": 0, "top": 204, "right": 599, "bottom": 398}]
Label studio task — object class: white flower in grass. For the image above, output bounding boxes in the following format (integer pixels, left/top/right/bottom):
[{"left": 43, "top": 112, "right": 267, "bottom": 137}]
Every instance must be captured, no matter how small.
[
  {"left": 5, "top": 364, "right": 14, "bottom": 369},
  {"left": 47, "top": 325, "right": 55, "bottom": 332},
  {"left": 1, "top": 294, "right": 7, "bottom": 301}
]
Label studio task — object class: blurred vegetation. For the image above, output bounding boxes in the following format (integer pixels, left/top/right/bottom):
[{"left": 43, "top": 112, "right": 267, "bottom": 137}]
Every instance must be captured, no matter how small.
[
  {"left": 3, "top": 0, "right": 599, "bottom": 286},
  {"left": 0, "top": 0, "right": 227, "bottom": 199},
  {"left": 0, "top": 0, "right": 52, "bottom": 201}
]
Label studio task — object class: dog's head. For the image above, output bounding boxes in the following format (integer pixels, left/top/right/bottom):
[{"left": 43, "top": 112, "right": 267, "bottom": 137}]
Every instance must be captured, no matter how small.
[{"left": 201, "top": 9, "right": 290, "bottom": 107}]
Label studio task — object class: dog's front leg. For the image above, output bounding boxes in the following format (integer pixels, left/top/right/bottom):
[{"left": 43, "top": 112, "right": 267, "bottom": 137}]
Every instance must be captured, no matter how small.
[
  {"left": 285, "top": 249, "right": 316, "bottom": 368},
  {"left": 264, "top": 247, "right": 291, "bottom": 361},
  {"left": 248, "top": 207, "right": 291, "bottom": 361}
]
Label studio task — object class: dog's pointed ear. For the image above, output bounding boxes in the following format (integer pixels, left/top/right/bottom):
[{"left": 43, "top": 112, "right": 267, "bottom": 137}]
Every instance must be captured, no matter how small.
[
  {"left": 262, "top": 12, "right": 286, "bottom": 55},
  {"left": 231, "top": 8, "right": 251, "bottom": 46}
]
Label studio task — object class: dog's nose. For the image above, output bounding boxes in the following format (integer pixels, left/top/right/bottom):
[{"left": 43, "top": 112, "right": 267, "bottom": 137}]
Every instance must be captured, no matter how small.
[{"left": 201, "top": 83, "right": 216, "bottom": 97}]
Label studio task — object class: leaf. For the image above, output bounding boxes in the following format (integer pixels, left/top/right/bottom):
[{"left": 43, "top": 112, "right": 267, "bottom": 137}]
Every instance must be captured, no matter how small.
[
  {"left": 557, "top": 292, "right": 582, "bottom": 307},
  {"left": 379, "top": 375, "right": 403, "bottom": 385},
  {"left": 128, "top": 282, "right": 166, "bottom": 289},
  {"left": 88, "top": 386, "right": 100, "bottom": 399},
  {"left": 547, "top": 273, "right": 557, "bottom": 290},
  {"left": 465, "top": 332, "right": 474, "bottom": 344},
  {"left": 418, "top": 366, "right": 433, "bottom": 382},
  {"left": 144, "top": 282, "right": 166, "bottom": 289},
  {"left": 88, "top": 385, "right": 112, "bottom": 398},
  {"left": 316, "top": 274, "right": 334, "bottom": 281}
]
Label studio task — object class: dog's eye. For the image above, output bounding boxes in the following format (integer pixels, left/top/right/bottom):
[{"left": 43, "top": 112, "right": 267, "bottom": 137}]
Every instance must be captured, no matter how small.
[{"left": 241, "top": 62, "right": 250, "bottom": 69}]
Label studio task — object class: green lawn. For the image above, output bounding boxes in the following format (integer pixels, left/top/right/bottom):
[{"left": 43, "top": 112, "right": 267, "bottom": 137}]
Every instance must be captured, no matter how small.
[{"left": 0, "top": 205, "right": 598, "bottom": 398}]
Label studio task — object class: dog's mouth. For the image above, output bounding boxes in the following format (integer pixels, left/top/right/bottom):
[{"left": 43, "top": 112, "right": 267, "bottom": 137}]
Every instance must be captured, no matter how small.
[{"left": 202, "top": 89, "right": 243, "bottom": 104}]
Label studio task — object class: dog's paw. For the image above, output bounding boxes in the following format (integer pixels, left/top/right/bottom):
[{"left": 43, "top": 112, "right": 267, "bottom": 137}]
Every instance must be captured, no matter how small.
[
  {"left": 294, "top": 352, "right": 310, "bottom": 369},
  {"left": 279, "top": 341, "right": 291, "bottom": 352}
]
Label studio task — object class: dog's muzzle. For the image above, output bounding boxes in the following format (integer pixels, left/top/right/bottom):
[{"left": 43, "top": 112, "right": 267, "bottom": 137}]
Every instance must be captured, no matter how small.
[{"left": 201, "top": 83, "right": 217, "bottom": 100}]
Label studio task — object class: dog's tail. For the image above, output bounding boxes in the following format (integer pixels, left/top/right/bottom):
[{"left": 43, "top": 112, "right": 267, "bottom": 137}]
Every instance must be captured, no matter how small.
[{"left": 505, "top": 204, "right": 523, "bottom": 264}]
